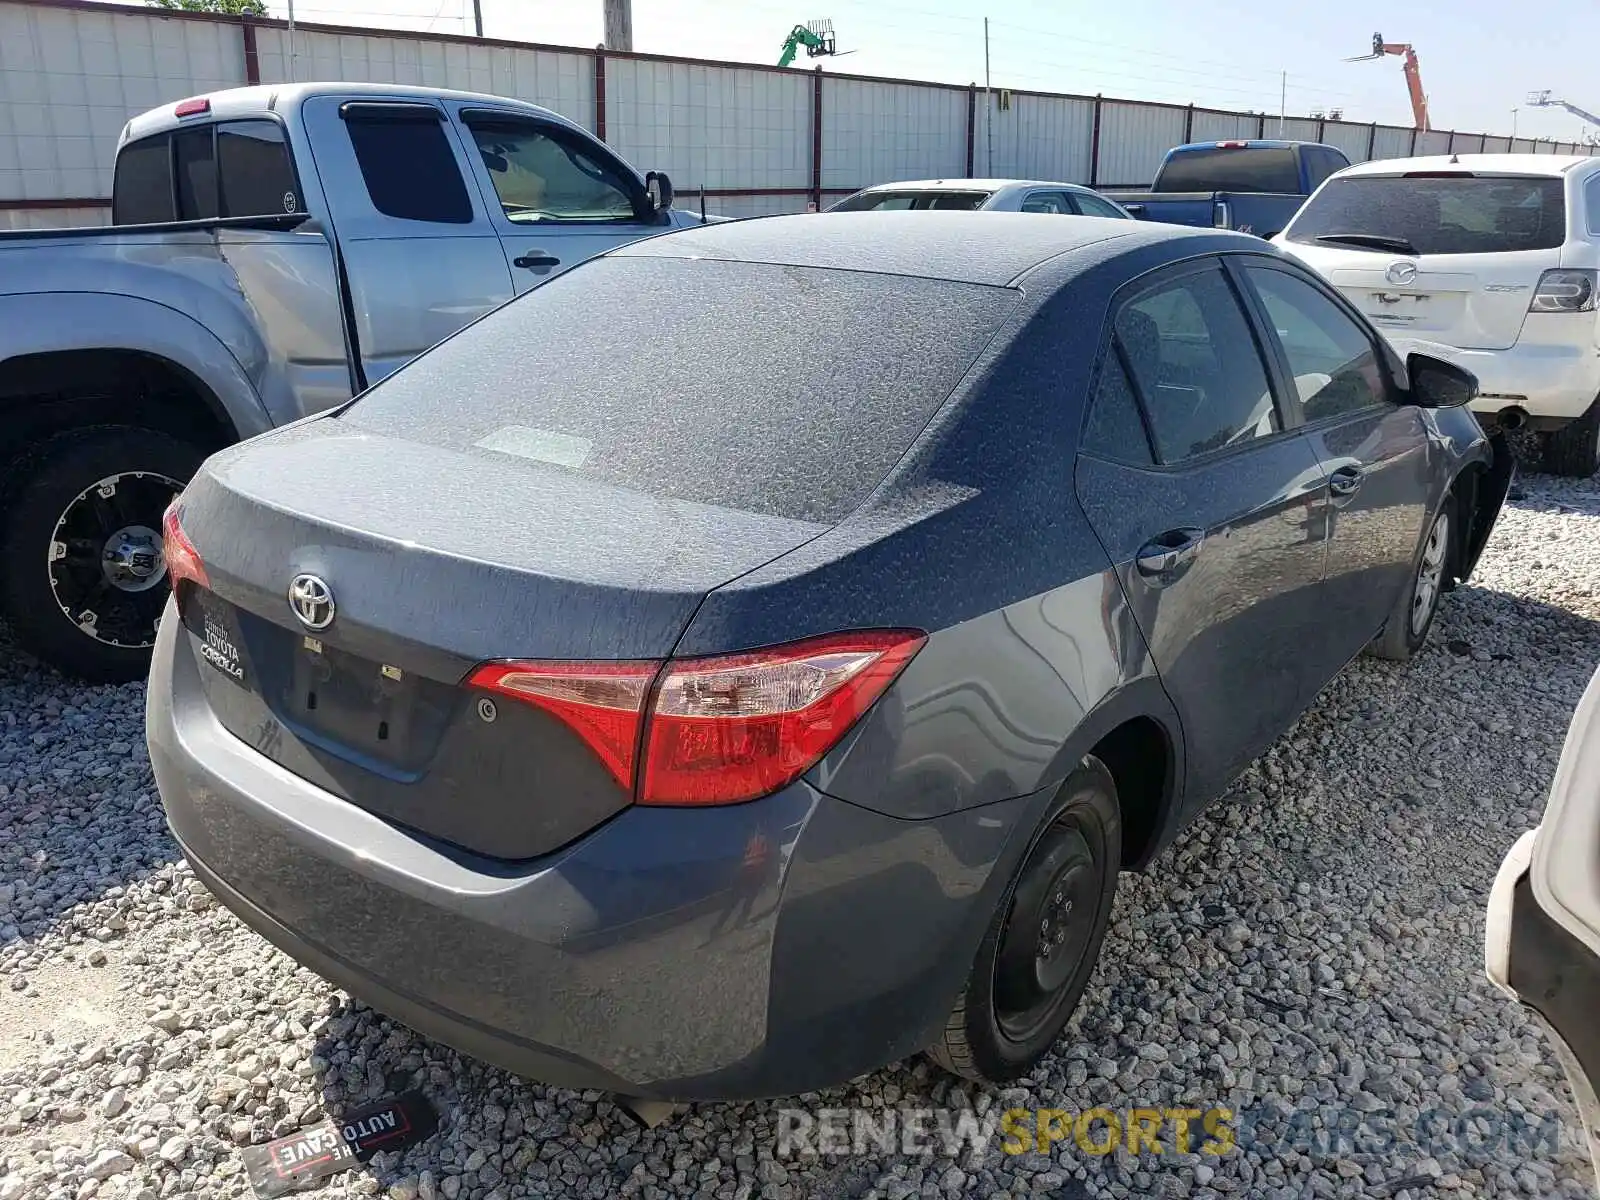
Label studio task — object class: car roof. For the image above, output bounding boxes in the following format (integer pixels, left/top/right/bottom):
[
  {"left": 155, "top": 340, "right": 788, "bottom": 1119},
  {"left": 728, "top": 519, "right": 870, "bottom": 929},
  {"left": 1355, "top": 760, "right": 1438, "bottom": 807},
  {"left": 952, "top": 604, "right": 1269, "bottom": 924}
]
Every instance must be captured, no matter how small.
[
  {"left": 1336, "top": 153, "right": 1600, "bottom": 178},
  {"left": 850, "top": 179, "right": 1098, "bottom": 193},
  {"left": 615, "top": 210, "right": 1251, "bottom": 287},
  {"left": 122, "top": 82, "right": 583, "bottom": 146}
]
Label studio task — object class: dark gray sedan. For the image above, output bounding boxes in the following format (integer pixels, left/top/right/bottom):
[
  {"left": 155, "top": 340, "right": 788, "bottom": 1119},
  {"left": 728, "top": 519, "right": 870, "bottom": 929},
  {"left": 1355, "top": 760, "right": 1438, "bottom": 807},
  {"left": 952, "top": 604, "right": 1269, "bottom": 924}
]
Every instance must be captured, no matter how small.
[{"left": 145, "top": 212, "right": 1509, "bottom": 1103}]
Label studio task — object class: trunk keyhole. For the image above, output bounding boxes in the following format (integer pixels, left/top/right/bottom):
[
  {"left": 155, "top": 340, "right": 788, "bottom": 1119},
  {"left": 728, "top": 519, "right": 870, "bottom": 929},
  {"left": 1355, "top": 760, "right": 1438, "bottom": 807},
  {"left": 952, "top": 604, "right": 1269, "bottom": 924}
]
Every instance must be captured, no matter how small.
[
  {"left": 306, "top": 691, "right": 318, "bottom": 711},
  {"left": 377, "top": 721, "right": 390, "bottom": 742}
]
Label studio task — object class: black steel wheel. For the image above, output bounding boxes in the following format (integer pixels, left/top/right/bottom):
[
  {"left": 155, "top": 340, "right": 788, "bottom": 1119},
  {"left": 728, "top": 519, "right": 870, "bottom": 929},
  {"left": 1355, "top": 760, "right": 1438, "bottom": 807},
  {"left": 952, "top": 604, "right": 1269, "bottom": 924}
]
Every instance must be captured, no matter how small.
[
  {"left": 929, "top": 755, "right": 1121, "bottom": 1084},
  {"left": 1, "top": 427, "right": 205, "bottom": 682}
]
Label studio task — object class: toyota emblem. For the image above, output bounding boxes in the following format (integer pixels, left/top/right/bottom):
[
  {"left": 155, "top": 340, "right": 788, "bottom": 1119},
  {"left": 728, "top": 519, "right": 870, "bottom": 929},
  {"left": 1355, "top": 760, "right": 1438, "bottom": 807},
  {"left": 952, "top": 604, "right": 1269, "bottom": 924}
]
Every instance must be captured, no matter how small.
[
  {"left": 287, "top": 574, "right": 336, "bottom": 631},
  {"left": 1385, "top": 261, "right": 1418, "bottom": 286}
]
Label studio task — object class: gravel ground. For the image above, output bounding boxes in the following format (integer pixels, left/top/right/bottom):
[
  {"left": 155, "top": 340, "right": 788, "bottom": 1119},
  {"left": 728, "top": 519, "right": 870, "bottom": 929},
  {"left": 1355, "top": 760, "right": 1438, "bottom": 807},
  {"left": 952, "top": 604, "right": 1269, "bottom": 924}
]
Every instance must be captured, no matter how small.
[{"left": 3, "top": 467, "right": 1600, "bottom": 1200}]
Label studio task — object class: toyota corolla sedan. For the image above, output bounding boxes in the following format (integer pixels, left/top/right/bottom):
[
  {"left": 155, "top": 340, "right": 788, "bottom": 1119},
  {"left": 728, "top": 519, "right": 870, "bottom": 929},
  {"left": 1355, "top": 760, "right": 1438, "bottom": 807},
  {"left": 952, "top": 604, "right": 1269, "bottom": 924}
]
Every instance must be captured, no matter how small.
[
  {"left": 147, "top": 212, "right": 1509, "bottom": 1103},
  {"left": 827, "top": 177, "right": 1134, "bottom": 218}
]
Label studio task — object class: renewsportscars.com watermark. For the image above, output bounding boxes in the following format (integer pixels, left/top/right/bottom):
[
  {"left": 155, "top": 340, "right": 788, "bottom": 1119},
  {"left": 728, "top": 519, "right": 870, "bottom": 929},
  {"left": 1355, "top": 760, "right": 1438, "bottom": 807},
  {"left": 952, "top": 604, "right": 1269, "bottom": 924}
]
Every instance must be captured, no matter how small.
[{"left": 775, "top": 1104, "right": 1572, "bottom": 1162}]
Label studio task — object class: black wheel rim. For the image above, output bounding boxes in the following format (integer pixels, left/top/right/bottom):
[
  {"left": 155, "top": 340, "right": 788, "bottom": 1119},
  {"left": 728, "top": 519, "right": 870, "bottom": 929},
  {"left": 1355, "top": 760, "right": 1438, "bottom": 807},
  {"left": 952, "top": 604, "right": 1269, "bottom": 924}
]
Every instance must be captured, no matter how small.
[
  {"left": 992, "top": 810, "right": 1106, "bottom": 1044},
  {"left": 47, "top": 471, "right": 184, "bottom": 650}
]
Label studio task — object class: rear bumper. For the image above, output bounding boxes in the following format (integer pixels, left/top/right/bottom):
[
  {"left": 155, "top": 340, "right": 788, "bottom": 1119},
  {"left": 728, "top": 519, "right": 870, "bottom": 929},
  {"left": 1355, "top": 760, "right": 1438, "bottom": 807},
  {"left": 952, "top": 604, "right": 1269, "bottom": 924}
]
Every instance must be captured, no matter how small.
[
  {"left": 146, "top": 602, "right": 1033, "bottom": 1101},
  {"left": 1394, "top": 339, "right": 1600, "bottom": 425}
]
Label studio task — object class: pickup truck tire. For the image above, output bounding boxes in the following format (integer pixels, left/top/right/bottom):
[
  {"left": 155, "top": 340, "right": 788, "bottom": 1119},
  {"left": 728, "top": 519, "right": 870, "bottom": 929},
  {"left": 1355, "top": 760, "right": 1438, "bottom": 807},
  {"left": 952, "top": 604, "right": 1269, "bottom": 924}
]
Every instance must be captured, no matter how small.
[
  {"left": 1539, "top": 396, "right": 1600, "bottom": 478},
  {"left": 2, "top": 426, "right": 205, "bottom": 683}
]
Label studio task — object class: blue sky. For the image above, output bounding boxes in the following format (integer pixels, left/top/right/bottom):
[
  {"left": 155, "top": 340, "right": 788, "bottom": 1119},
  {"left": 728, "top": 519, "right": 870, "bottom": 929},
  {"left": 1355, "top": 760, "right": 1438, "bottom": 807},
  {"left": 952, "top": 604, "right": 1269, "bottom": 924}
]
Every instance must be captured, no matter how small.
[{"left": 257, "top": 0, "right": 1591, "bottom": 142}]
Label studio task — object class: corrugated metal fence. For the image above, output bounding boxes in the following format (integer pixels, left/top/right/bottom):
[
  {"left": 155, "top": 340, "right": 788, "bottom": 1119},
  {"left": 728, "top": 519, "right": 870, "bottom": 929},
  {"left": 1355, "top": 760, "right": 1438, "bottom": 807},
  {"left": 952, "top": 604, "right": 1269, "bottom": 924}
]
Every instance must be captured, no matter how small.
[{"left": 1, "top": 0, "right": 1592, "bottom": 228}]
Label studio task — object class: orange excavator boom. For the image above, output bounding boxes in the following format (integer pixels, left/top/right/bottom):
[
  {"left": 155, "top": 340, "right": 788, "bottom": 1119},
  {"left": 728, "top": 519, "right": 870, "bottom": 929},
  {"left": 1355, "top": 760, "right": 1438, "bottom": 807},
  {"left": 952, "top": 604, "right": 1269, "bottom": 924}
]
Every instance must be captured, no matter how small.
[{"left": 1344, "top": 32, "right": 1431, "bottom": 131}]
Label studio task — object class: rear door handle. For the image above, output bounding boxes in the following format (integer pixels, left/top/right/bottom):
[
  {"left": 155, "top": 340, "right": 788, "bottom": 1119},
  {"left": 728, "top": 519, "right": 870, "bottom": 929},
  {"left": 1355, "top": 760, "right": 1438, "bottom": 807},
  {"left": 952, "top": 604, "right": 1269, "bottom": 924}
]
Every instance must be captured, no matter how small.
[
  {"left": 513, "top": 254, "right": 561, "bottom": 270},
  {"left": 1135, "top": 527, "right": 1205, "bottom": 585},
  {"left": 1329, "top": 465, "right": 1364, "bottom": 504}
]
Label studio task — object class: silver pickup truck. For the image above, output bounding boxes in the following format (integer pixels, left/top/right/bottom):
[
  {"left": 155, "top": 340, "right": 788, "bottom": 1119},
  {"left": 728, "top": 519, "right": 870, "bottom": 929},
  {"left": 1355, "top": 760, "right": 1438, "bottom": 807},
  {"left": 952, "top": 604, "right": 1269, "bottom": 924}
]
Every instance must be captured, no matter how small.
[{"left": 0, "top": 82, "right": 709, "bottom": 682}]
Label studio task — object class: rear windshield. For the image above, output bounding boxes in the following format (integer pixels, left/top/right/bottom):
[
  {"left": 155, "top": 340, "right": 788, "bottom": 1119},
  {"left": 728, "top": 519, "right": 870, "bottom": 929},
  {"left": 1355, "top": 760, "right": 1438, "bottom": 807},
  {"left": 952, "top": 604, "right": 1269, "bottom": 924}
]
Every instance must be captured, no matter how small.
[
  {"left": 829, "top": 190, "right": 991, "bottom": 212},
  {"left": 1155, "top": 147, "right": 1299, "bottom": 194},
  {"left": 340, "top": 256, "right": 1017, "bottom": 523},
  {"left": 1287, "top": 174, "right": 1567, "bottom": 255}
]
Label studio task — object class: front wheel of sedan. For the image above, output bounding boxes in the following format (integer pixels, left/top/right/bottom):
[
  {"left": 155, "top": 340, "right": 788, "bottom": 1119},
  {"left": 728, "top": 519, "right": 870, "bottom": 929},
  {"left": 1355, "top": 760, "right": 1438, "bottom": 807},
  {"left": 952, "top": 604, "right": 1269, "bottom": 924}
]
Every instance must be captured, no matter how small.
[
  {"left": 928, "top": 756, "right": 1121, "bottom": 1084},
  {"left": 1369, "top": 496, "right": 1453, "bottom": 663}
]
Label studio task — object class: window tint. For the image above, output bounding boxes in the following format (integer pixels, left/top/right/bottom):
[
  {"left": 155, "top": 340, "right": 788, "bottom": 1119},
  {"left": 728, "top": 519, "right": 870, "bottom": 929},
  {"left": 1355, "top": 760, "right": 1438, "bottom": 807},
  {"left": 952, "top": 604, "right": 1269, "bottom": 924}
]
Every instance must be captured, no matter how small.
[
  {"left": 1074, "top": 192, "right": 1127, "bottom": 219},
  {"left": 465, "top": 117, "right": 638, "bottom": 223},
  {"left": 1287, "top": 175, "right": 1565, "bottom": 254},
  {"left": 174, "top": 128, "right": 218, "bottom": 220},
  {"left": 1115, "top": 266, "right": 1278, "bottom": 462},
  {"left": 340, "top": 257, "right": 1018, "bottom": 523},
  {"left": 218, "top": 120, "right": 300, "bottom": 216},
  {"left": 1021, "top": 191, "right": 1074, "bottom": 214},
  {"left": 1246, "top": 267, "right": 1388, "bottom": 421},
  {"left": 1155, "top": 147, "right": 1300, "bottom": 194},
  {"left": 343, "top": 106, "right": 473, "bottom": 224},
  {"left": 112, "top": 135, "right": 174, "bottom": 225},
  {"left": 1081, "top": 351, "right": 1153, "bottom": 464},
  {"left": 828, "top": 190, "right": 991, "bottom": 212}
]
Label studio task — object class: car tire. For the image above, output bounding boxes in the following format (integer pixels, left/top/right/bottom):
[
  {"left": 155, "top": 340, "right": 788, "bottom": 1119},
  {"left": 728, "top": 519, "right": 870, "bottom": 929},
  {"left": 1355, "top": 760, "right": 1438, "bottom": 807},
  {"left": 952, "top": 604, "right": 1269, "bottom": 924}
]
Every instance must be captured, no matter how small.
[
  {"left": 927, "top": 755, "right": 1121, "bottom": 1085},
  {"left": 1369, "top": 492, "right": 1455, "bottom": 663},
  {"left": 1540, "top": 396, "right": 1600, "bottom": 478},
  {"left": 1, "top": 426, "right": 205, "bottom": 683}
]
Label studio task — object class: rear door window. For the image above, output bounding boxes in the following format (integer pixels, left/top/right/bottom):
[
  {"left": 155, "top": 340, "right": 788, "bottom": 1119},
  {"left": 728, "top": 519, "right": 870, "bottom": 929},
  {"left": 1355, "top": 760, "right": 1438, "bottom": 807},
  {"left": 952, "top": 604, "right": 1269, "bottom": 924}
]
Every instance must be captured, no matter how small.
[
  {"left": 1287, "top": 174, "right": 1566, "bottom": 254},
  {"left": 112, "top": 135, "right": 174, "bottom": 224},
  {"left": 828, "top": 190, "right": 991, "bottom": 212},
  {"left": 340, "top": 256, "right": 1018, "bottom": 523},
  {"left": 342, "top": 104, "right": 474, "bottom": 224},
  {"left": 1114, "top": 265, "right": 1280, "bottom": 462},
  {"left": 1155, "top": 147, "right": 1300, "bottom": 193},
  {"left": 1021, "top": 191, "right": 1075, "bottom": 214}
]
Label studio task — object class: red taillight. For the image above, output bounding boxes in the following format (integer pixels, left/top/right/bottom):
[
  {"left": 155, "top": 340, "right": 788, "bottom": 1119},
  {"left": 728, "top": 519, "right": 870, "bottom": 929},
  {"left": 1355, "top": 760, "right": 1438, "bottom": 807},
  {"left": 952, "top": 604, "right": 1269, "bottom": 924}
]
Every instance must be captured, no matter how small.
[
  {"left": 161, "top": 500, "right": 209, "bottom": 593},
  {"left": 642, "top": 630, "right": 925, "bottom": 805},
  {"left": 174, "top": 97, "right": 211, "bottom": 118},
  {"left": 469, "top": 629, "right": 925, "bottom": 807}
]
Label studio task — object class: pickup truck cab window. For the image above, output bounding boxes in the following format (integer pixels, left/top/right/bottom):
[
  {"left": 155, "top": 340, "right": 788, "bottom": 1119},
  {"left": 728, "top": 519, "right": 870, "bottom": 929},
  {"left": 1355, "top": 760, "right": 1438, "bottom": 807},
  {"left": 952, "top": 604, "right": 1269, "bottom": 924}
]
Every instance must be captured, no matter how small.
[
  {"left": 462, "top": 115, "right": 641, "bottom": 223},
  {"left": 113, "top": 135, "right": 175, "bottom": 225},
  {"left": 217, "top": 121, "right": 301, "bottom": 217},
  {"left": 1155, "top": 146, "right": 1300, "bottom": 193},
  {"left": 341, "top": 103, "right": 475, "bottom": 225},
  {"left": 115, "top": 119, "right": 303, "bottom": 223},
  {"left": 1241, "top": 264, "right": 1390, "bottom": 422},
  {"left": 175, "top": 128, "right": 218, "bottom": 220}
]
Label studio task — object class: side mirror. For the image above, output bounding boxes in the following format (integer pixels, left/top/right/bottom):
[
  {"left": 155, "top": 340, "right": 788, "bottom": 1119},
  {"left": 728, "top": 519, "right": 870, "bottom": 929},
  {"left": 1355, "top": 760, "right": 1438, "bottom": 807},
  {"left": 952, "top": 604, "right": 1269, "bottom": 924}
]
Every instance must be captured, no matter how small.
[
  {"left": 1407, "top": 353, "right": 1478, "bottom": 408},
  {"left": 645, "top": 171, "right": 674, "bottom": 215}
]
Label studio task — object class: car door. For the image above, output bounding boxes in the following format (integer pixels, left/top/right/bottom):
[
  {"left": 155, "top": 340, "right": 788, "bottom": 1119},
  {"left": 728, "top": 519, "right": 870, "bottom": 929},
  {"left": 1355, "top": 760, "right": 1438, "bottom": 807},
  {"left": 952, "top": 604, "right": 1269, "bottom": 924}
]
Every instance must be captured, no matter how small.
[
  {"left": 446, "top": 105, "right": 666, "bottom": 294},
  {"left": 1234, "top": 258, "right": 1432, "bottom": 672},
  {"left": 299, "top": 96, "right": 515, "bottom": 387},
  {"left": 1074, "top": 259, "right": 1333, "bottom": 809}
]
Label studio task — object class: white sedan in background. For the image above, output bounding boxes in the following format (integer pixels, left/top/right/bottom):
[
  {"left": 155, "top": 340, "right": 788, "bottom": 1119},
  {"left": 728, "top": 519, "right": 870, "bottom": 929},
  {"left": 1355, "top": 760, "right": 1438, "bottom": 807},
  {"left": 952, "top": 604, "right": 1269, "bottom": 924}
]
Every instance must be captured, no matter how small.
[
  {"left": 826, "top": 178, "right": 1135, "bottom": 218},
  {"left": 1487, "top": 665, "right": 1600, "bottom": 1189}
]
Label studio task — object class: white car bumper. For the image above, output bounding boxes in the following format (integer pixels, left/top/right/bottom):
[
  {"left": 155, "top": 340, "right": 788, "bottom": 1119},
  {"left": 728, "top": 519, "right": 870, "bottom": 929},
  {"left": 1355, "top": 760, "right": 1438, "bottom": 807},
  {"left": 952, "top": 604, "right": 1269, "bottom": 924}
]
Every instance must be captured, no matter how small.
[{"left": 1388, "top": 336, "right": 1600, "bottom": 427}]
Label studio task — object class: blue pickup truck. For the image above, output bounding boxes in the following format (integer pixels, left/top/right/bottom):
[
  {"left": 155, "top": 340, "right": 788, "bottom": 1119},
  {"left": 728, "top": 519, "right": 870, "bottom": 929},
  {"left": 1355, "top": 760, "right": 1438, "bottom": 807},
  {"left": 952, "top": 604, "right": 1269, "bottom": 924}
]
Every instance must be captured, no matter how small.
[{"left": 1104, "top": 140, "right": 1350, "bottom": 238}]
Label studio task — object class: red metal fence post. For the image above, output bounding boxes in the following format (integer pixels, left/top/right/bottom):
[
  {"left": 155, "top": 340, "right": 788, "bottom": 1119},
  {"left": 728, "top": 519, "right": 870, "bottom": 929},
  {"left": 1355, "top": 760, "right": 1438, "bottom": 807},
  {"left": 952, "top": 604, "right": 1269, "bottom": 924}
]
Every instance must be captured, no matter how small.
[
  {"left": 594, "top": 45, "right": 607, "bottom": 141},
  {"left": 1183, "top": 103, "right": 1194, "bottom": 143},
  {"left": 1089, "top": 94, "right": 1102, "bottom": 186},
  {"left": 241, "top": 16, "right": 260, "bottom": 85},
  {"left": 1367, "top": 122, "right": 1377, "bottom": 159},
  {"left": 966, "top": 84, "right": 976, "bottom": 177}
]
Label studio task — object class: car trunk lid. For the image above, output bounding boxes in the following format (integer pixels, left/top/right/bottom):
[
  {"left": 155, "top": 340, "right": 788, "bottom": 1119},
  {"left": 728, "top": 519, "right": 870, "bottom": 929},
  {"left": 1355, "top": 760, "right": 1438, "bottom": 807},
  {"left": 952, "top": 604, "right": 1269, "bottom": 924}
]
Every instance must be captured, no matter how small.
[{"left": 174, "top": 421, "right": 825, "bottom": 860}]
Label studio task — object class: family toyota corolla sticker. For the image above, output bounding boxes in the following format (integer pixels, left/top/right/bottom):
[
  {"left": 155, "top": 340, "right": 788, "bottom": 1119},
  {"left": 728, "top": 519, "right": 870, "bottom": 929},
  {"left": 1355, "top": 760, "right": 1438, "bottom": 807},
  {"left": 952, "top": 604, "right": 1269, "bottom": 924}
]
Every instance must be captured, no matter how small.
[{"left": 242, "top": 1092, "right": 437, "bottom": 1197}]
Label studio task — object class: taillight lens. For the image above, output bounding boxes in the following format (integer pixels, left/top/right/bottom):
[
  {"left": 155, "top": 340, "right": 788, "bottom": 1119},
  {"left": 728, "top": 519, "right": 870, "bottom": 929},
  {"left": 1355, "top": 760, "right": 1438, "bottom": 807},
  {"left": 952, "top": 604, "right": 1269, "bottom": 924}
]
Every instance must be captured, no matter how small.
[
  {"left": 1530, "top": 268, "right": 1597, "bottom": 313},
  {"left": 642, "top": 630, "right": 926, "bottom": 806},
  {"left": 161, "top": 500, "right": 209, "bottom": 593},
  {"left": 469, "top": 629, "right": 925, "bottom": 807},
  {"left": 468, "top": 660, "right": 656, "bottom": 790}
]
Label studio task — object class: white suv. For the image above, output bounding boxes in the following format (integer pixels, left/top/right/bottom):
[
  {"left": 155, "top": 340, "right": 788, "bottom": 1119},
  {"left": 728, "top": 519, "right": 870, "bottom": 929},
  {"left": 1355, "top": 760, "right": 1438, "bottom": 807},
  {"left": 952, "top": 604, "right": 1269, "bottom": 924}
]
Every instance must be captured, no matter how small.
[{"left": 1275, "top": 154, "right": 1600, "bottom": 475}]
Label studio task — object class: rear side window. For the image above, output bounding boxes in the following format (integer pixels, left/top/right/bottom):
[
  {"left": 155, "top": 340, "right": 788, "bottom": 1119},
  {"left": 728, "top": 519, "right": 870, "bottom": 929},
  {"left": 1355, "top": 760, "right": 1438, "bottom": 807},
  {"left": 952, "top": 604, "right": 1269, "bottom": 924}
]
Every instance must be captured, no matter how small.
[
  {"left": 1021, "top": 192, "right": 1074, "bottom": 214},
  {"left": 1074, "top": 192, "right": 1128, "bottom": 219},
  {"left": 218, "top": 121, "right": 300, "bottom": 216},
  {"left": 1155, "top": 147, "right": 1300, "bottom": 194},
  {"left": 343, "top": 106, "right": 473, "bottom": 224},
  {"left": 112, "top": 136, "right": 174, "bottom": 225},
  {"left": 1081, "top": 351, "right": 1154, "bottom": 464},
  {"left": 1287, "top": 175, "right": 1566, "bottom": 254},
  {"left": 1115, "top": 266, "right": 1278, "bottom": 463},
  {"left": 340, "top": 257, "right": 1018, "bottom": 523}
]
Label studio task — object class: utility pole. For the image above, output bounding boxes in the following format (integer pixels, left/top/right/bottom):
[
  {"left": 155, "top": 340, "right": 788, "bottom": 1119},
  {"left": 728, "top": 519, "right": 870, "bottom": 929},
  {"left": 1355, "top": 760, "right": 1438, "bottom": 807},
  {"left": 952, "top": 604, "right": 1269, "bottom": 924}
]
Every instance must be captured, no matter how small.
[
  {"left": 603, "top": 0, "right": 633, "bottom": 51},
  {"left": 287, "top": 0, "right": 297, "bottom": 82},
  {"left": 1277, "top": 70, "right": 1286, "bottom": 136},
  {"left": 983, "top": 17, "right": 992, "bottom": 176},
  {"left": 471, "top": 0, "right": 483, "bottom": 37}
]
